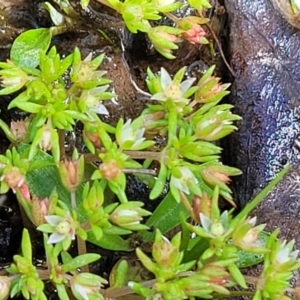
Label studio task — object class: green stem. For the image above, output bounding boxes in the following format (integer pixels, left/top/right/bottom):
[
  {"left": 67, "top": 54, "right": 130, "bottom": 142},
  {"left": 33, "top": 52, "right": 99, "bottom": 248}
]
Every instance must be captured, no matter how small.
[
  {"left": 167, "top": 102, "right": 178, "bottom": 147},
  {"left": 70, "top": 191, "right": 89, "bottom": 272},
  {"left": 70, "top": 191, "right": 76, "bottom": 210},
  {"left": 84, "top": 150, "right": 167, "bottom": 162}
]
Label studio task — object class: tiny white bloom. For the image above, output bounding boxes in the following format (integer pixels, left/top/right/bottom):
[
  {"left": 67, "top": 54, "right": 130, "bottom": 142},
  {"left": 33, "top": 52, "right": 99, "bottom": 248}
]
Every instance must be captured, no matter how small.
[
  {"left": 200, "top": 213, "right": 212, "bottom": 233},
  {"left": 45, "top": 214, "right": 76, "bottom": 244},
  {"left": 275, "top": 240, "right": 299, "bottom": 265},
  {"left": 171, "top": 167, "right": 198, "bottom": 194},
  {"left": 45, "top": 215, "right": 63, "bottom": 226},
  {"left": 151, "top": 67, "right": 195, "bottom": 104},
  {"left": 117, "top": 119, "right": 146, "bottom": 150}
]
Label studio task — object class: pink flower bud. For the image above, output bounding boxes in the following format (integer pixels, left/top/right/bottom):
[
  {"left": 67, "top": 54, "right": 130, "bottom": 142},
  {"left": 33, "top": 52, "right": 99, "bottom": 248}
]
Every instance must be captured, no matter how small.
[
  {"left": 84, "top": 128, "right": 102, "bottom": 149},
  {"left": 182, "top": 23, "right": 206, "bottom": 44},
  {"left": 32, "top": 197, "right": 49, "bottom": 226},
  {"left": 1, "top": 166, "right": 25, "bottom": 192},
  {"left": 18, "top": 183, "right": 31, "bottom": 201},
  {"left": 201, "top": 165, "right": 231, "bottom": 188},
  {"left": 57, "top": 155, "right": 85, "bottom": 192},
  {"left": 178, "top": 17, "right": 207, "bottom": 45}
]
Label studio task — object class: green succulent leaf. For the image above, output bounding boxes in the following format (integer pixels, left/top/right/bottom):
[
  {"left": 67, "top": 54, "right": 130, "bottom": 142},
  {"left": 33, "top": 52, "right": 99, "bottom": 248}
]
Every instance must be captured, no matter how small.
[
  {"left": 62, "top": 253, "right": 101, "bottom": 272},
  {"left": 11, "top": 28, "right": 51, "bottom": 69}
]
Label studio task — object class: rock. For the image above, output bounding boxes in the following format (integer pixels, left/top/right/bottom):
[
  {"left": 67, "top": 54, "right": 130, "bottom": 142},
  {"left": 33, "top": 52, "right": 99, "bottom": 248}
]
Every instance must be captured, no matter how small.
[
  {"left": 225, "top": 0, "right": 300, "bottom": 206},
  {"left": 225, "top": 0, "right": 300, "bottom": 295}
]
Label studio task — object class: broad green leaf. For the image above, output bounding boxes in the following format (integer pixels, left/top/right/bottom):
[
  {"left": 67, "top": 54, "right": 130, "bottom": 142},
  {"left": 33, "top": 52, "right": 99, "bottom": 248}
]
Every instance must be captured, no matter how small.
[
  {"left": 88, "top": 232, "right": 132, "bottom": 251},
  {"left": 138, "top": 192, "right": 189, "bottom": 242},
  {"left": 11, "top": 28, "right": 51, "bottom": 69}
]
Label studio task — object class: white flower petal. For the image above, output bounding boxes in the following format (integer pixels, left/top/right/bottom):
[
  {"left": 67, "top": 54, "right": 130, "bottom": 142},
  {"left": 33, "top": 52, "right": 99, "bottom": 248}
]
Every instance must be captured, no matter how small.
[
  {"left": 247, "top": 216, "right": 257, "bottom": 226},
  {"left": 83, "top": 53, "right": 93, "bottom": 62},
  {"left": 48, "top": 232, "right": 65, "bottom": 244},
  {"left": 74, "top": 283, "right": 89, "bottom": 300},
  {"left": 200, "top": 213, "right": 212, "bottom": 233},
  {"left": 90, "top": 103, "right": 109, "bottom": 115},
  {"left": 118, "top": 209, "right": 139, "bottom": 218},
  {"left": 151, "top": 92, "right": 168, "bottom": 101},
  {"left": 180, "top": 78, "right": 196, "bottom": 93},
  {"left": 220, "top": 211, "right": 229, "bottom": 228},
  {"left": 291, "top": 250, "right": 299, "bottom": 260},
  {"left": 160, "top": 67, "right": 172, "bottom": 90},
  {"left": 91, "top": 85, "right": 109, "bottom": 94},
  {"left": 171, "top": 176, "right": 189, "bottom": 194},
  {"left": 132, "top": 138, "right": 145, "bottom": 149},
  {"left": 136, "top": 128, "right": 145, "bottom": 139},
  {"left": 180, "top": 167, "right": 198, "bottom": 184},
  {"left": 45, "top": 215, "right": 63, "bottom": 226}
]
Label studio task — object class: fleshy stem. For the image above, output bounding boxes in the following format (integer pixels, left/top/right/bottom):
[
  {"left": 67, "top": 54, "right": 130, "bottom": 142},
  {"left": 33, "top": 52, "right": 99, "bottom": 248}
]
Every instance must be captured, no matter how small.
[
  {"left": 70, "top": 191, "right": 76, "bottom": 210},
  {"left": 166, "top": 101, "right": 178, "bottom": 147},
  {"left": 70, "top": 191, "right": 89, "bottom": 273},
  {"left": 84, "top": 151, "right": 166, "bottom": 162}
]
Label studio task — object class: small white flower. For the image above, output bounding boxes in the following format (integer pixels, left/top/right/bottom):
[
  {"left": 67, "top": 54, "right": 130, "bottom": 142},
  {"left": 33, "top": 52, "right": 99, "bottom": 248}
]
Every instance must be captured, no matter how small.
[
  {"left": 275, "top": 240, "right": 299, "bottom": 265},
  {"left": 45, "top": 214, "right": 76, "bottom": 244},
  {"left": 200, "top": 213, "right": 212, "bottom": 233},
  {"left": 171, "top": 166, "right": 198, "bottom": 194},
  {"left": 151, "top": 67, "right": 195, "bottom": 104},
  {"left": 70, "top": 273, "right": 107, "bottom": 300},
  {"left": 81, "top": 86, "right": 110, "bottom": 115},
  {"left": 199, "top": 211, "right": 230, "bottom": 237},
  {"left": 116, "top": 119, "right": 146, "bottom": 150},
  {"left": 109, "top": 201, "right": 151, "bottom": 230}
]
